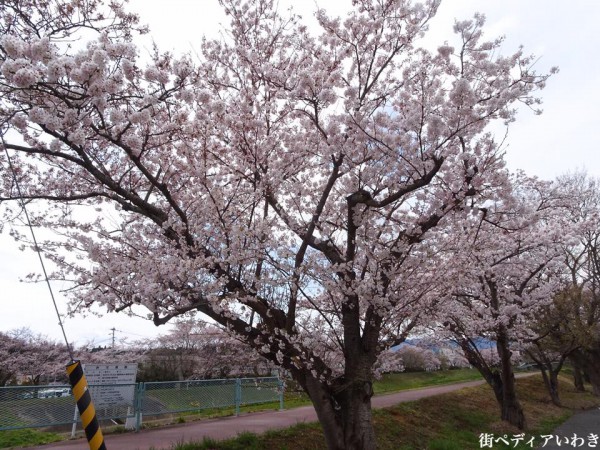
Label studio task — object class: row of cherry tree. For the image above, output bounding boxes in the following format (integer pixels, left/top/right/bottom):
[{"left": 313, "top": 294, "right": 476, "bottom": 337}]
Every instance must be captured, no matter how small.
[
  {"left": 135, "top": 319, "right": 277, "bottom": 381},
  {"left": 523, "top": 174, "right": 600, "bottom": 404},
  {"left": 0, "top": 0, "right": 596, "bottom": 448},
  {"left": 0, "top": 328, "right": 67, "bottom": 386},
  {"left": 0, "top": 320, "right": 446, "bottom": 385},
  {"left": 0, "top": 327, "right": 145, "bottom": 385},
  {"left": 433, "top": 172, "right": 600, "bottom": 429},
  {"left": 0, "top": 322, "right": 274, "bottom": 385}
]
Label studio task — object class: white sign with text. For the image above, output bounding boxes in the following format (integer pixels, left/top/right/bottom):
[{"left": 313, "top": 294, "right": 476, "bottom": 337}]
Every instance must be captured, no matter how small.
[{"left": 83, "top": 363, "right": 138, "bottom": 408}]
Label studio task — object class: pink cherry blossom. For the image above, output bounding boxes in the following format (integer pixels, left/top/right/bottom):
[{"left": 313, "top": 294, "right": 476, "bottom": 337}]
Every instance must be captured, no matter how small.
[{"left": 0, "top": 1, "right": 556, "bottom": 448}]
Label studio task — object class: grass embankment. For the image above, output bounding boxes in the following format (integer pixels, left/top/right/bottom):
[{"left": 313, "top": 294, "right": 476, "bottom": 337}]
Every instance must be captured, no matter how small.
[
  {"left": 373, "top": 368, "right": 484, "bottom": 394},
  {"left": 0, "top": 429, "right": 61, "bottom": 449},
  {"left": 162, "top": 374, "right": 600, "bottom": 450}
]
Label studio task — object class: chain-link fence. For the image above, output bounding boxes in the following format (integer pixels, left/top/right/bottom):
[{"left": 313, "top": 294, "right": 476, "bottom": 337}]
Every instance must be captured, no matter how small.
[
  {"left": 141, "top": 377, "right": 282, "bottom": 417},
  {"left": 240, "top": 377, "right": 283, "bottom": 408},
  {"left": 0, "top": 383, "right": 137, "bottom": 431},
  {"left": 0, "top": 376, "right": 283, "bottom": 432}
]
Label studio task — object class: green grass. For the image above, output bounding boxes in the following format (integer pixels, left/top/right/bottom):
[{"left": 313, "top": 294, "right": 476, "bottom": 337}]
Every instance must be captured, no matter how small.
[
  {"left": 163, "top": 432, "right": 263, "bottom": 450},
  {"left": 159, "top": 374, "right": 600, "bottom": 450},
  {"left": 373, "top": 368, "right": 483, "bottom": 394},
  {"left": 0, "top": 428, "right": 62, "bottom": 448}
]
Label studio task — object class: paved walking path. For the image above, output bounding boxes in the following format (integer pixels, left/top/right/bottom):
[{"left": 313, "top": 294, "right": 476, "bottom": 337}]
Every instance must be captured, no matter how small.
[
  {"left": 537, "top": 407, "right": 600, "bottom": 449},
  {"left": 24, "top": 379, "right": 489, "bottom": 450}
]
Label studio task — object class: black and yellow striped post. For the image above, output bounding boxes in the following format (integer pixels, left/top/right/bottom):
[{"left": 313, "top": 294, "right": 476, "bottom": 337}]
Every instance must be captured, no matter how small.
[{"left": 66, "top": 361, "right": 107, "bottom": 450}]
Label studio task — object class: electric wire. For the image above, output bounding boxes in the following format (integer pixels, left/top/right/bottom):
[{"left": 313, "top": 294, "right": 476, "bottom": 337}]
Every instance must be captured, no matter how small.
[{"left": 1, "top": 135, "right": 75, "bottom": 362}]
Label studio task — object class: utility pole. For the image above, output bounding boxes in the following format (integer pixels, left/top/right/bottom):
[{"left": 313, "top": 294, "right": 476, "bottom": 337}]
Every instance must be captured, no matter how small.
[{"left": 110, "top": 327, "right": 116, "bottom": 348}]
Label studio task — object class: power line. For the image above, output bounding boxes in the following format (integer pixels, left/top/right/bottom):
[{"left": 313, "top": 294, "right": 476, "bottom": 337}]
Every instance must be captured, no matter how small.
[
  {"left": 113, "top": 328, "right": 152, "bottom": 338},
  {"left": 2, "top": 136, "right": 75, "bottom": 362}
]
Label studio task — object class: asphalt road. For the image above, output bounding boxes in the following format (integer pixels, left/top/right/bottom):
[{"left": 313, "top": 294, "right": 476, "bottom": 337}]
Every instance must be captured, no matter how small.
[
  {"left": 24, "top": 379, "right": 489, "bottom": 450},
  {"left": 536, "top": 407, "right": 600, "bottom": 449}
]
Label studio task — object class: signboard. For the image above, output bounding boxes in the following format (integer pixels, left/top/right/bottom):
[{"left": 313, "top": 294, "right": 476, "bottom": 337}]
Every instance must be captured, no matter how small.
[{"left": 82, "top": 364, "right": 138, "bottom": 408}]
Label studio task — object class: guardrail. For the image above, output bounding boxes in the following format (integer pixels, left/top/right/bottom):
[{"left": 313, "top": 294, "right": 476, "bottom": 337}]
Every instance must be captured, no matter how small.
[{"left": 0, "top": 376, "right": 283, "bottom": 432}]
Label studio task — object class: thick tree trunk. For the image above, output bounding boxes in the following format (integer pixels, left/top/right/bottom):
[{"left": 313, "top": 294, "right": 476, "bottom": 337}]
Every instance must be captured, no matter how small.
[
  {"left": 497, "top": 328, "right": 526, "bottom": 430},
  {"left": 456, "top": 338, "right": 526, "bottom": 430},
  {"left": 338, "top": 380, "right": 376, "bottom": 450},
  {"left": 540, "top": 367, "right": 561, "bottom": 406},
  {"left": 304, "top": 377, "right": 345, "bottom": 450},
  {"left": 528, "top": 348, "right": 565, "bottom": 406},
  {"left": 498, "top": 365, "right": 526, "bottom": 429},
  {"left": 571, "top": 349, "right": 600, "bottom": 396},
  {"left": 548, "top": 371, "right": 561, "bottom": 406},
  {"left": 452, "top": 328, "right": 525, "bottom": 429},
  {"left": 304, "top": 376, "right": 377, "bottom": 450},
  {"left": 488, "top": 371, "right": 504, "bottom": 405},
  {"left": 500, "top": 394, "right": 526, "bottom": 429},
  {"left": 572, "top": 364, "right": 585, "bottom": 392},
  {"left": 586, "top": 367, "right": 600, "bottom": 396}
]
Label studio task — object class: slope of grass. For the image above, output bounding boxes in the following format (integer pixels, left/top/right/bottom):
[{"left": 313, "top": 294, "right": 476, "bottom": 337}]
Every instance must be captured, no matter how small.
[
  {"left": 373, "top": 368, "right": 483, "bottom": 394},
  {"left": 0, "top": 429, "right": 62, "bottom": 448},
  {"left": 163, "top": 374, "right": 600, "bottom": 450}
]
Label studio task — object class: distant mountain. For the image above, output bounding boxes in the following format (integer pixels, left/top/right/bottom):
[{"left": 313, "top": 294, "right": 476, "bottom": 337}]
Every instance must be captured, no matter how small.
[{"left": 391, "top": 336, "right": 496, "bottom": 352}]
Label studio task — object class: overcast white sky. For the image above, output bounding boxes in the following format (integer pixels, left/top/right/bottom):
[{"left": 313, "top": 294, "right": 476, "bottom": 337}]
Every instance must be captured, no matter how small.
[{"left": 1, "top": 0, "right": 599, "bottom": 349}]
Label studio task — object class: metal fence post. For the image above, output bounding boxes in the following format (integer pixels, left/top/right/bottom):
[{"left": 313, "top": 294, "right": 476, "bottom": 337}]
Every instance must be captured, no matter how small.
[
  {"left": 135, "top": 382, "right": 144, "bottom": 432},
  {"left": 278, "top": 378, "right": 284, "bottom": 411},
  {"left": 235, "top": 378, "right": 241, "bottom": 416}
]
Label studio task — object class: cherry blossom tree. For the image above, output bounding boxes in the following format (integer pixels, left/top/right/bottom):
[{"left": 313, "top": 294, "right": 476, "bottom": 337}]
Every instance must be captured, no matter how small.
[
  {"left": 523, "top": 287, "right": 582, "bottom": 406},
  {"left": 377, "top": 338, "right": 469, "bottom": 374},
  {"left": 551, "top": 173, "right": 600, "bottom": 396},
  {"left": 77, "top": 342, "right": 146, "bottom": 369},
  {"left": 479, "top": 172, "right": 600, "bottom": 407},
  {"left": 440, "top": 176, "right": 568, "bottom": 429},
  {"left": 0, "top": 1, "right": 553, "bottom": 447},
  {"left": 0, "top": 332, "right": 20, "bottom": 386},
  {"left": 393, "top": 344, "right": 441, "bottom": 371},
  {"left": 139, "top": 319, "right": 204, "bottom": 381},
  {"left": 435, "top": 344, "right": 470, "bottom": 370},
  {"left": 0, "top": 328, "right": 68, "bottom": 385},
  {"left": 0, "top": 328, "right": 144, "bottom": 386},
  {"left": 137, "top": 319, "right": 273, "bottom": 380},
  {"left": 524, "top": 345, "right": 572, "bottom": 406},
  {"left": 374, "top": 347, "right": 405, "bottom": 376}
]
